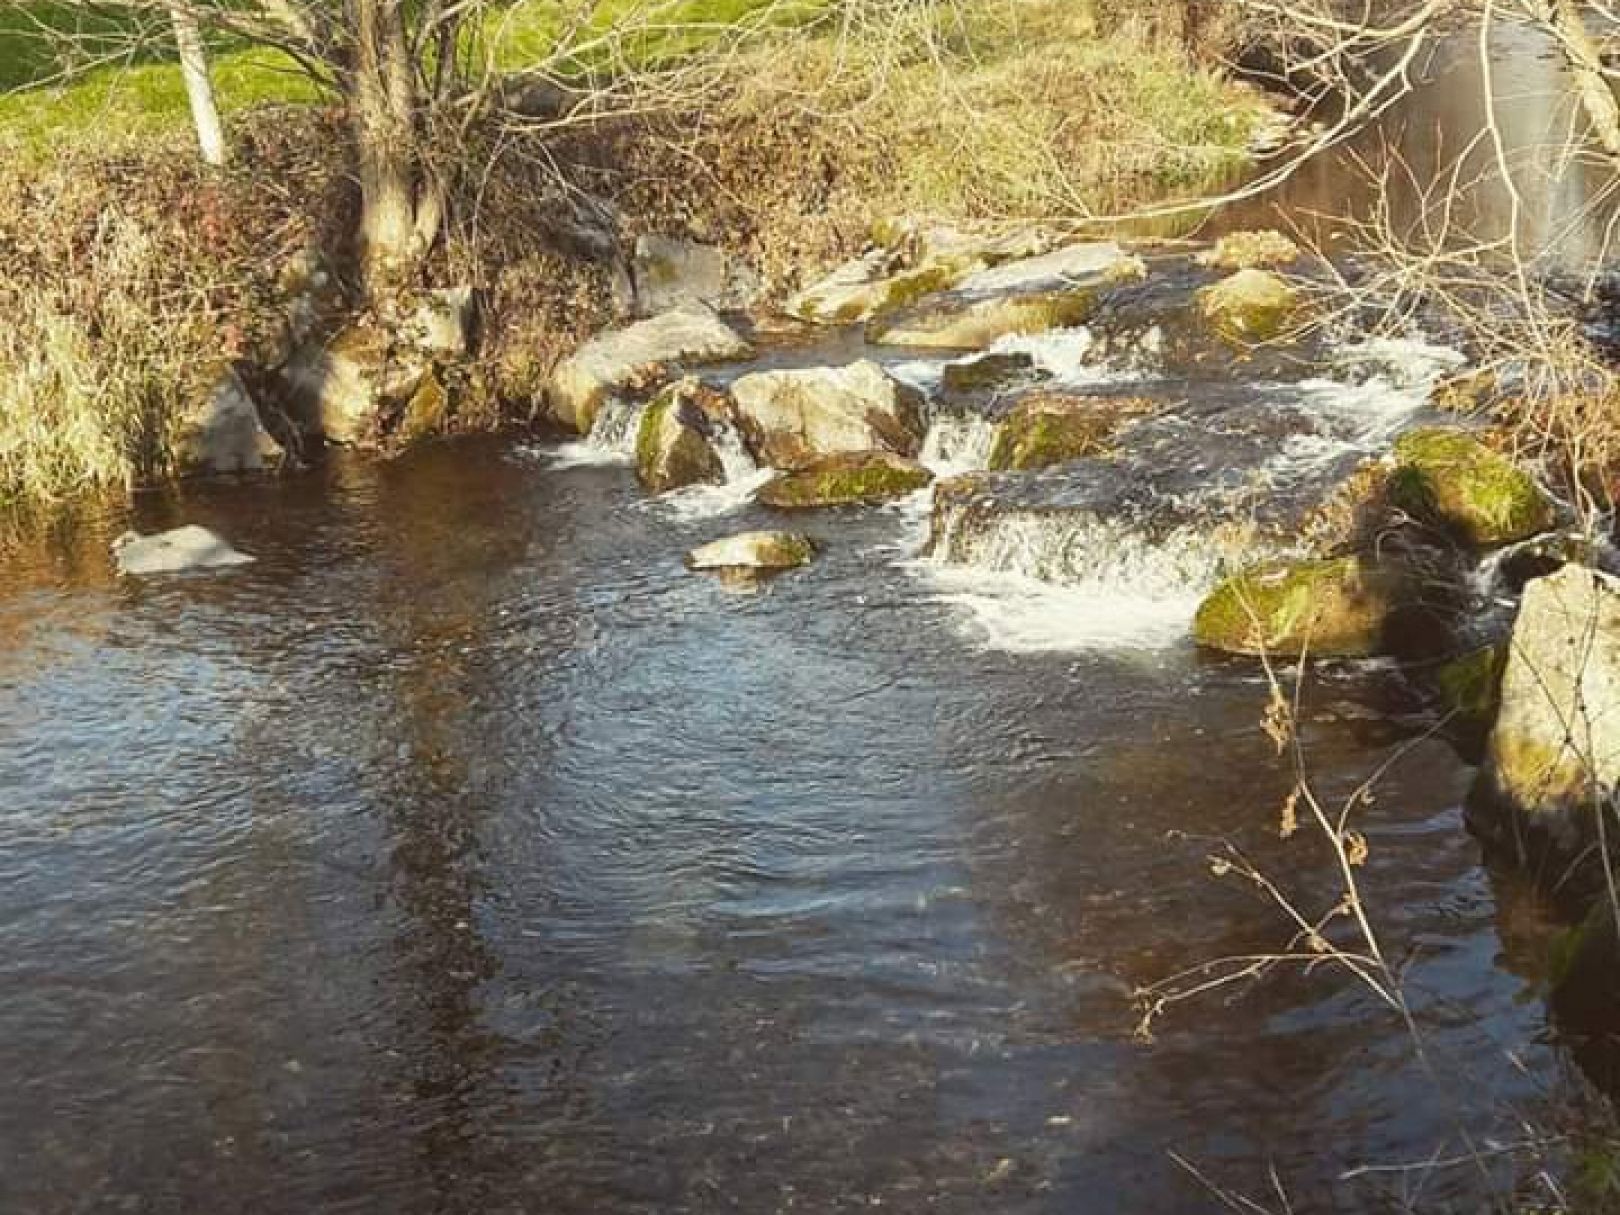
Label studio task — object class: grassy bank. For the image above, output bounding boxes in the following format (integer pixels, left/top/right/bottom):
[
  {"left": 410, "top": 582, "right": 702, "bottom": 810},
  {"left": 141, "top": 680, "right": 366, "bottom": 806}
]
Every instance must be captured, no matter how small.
[{"left": 0, "top": 0, "right": 1266, "bottom": 505}]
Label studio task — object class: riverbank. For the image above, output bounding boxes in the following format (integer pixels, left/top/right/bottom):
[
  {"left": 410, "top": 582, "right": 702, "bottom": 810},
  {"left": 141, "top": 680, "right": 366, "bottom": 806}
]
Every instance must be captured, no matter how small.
[{"left": 0, "top": 0, "right": 1267, "bottom": 507}]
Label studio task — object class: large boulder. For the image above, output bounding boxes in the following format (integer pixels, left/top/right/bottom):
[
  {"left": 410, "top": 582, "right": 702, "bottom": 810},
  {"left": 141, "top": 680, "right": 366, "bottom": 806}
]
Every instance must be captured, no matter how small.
[
  {"left": 176, "top": 369, "right": 282, "bottom": 475},
  {"left": 547, "top": 306, "right": 751, "bottom": 435},
  {"left": 635, "top": 380, "right": 728, "bottom": 493},
  {"left": 632, "top": 234, "right": 763, "bottom": 316},
  {"left": 1389, "top": 428, "right": 1555, "bottom": 547},
  {"left": 988, "top": 392, "right": 1159, "bottom": 472},
  {"left": 868, "top": 287, "right": 1099, "bottom": 350},
  {"left": 686, "top": 530, "right": 816, "bottom": 573},
  {"left": 1195, "top": 268, "right": 1299, "bottom": 344},
  {"left": 1469, "top": 564, "right": 1620, "bottom": 883},
  {"left": 1193, "top": 555, "right": 1413, "bottom": 658},
  {"left": 730, "top": 361, "right": 925, "bottom": 468},
  {"left": 758, "top": 452, "right": 934, "bottom": 509}
]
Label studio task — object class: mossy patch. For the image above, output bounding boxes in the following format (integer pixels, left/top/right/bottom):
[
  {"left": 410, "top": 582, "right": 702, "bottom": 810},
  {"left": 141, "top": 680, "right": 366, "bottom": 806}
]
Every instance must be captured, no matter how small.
[
  {"left": 1436, "top": 643, "right": 1507, "bottom": 727},
  {"left": 685, "top": 529, "right": 816, "bottom": 571},
  {"left": 758, "top": 451, "right": 933, "bottom": 508},
  {"left": 1195, "top": 268, "right": 1298, "bottom": 345},
  {"left": 1389, "top": 428, "right": 1555, "bottom": 547},
  {"left": 1193, "top": 555, "right": 1408, "bottom": 658},
  {"left": 987, "top": 392, "right": 1157, "bottom": 471},
  {"left": 636, "top": 386, "right": 724, "bottom": 492}
]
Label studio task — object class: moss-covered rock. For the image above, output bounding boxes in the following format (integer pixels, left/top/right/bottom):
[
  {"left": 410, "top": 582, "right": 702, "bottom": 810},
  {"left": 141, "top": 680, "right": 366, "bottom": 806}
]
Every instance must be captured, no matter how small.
[
  {"left": 1196, "top": 229, "right": 1301, "bottom": 272},
  {"left": 1193, "top": 555, "right": 1411, "bottom": 657},
  {"left": 635, "top": 381, "right": 725, "bottom": 493},
  {"left": 1389, "top": 428, "right": 1555, "bottom": 547},
  {"left": 987, "top": 392, "right": 1158, "bottom": 471},
  {"left": 868, "top": 288, "right": 1099, "bottom": 350},
  {"left": 1437, "top": 643, "right": 1508, "bottom": 727},
  {"left": 758, "top": 452, "right": 934, "bottom": 509},
  {"left": 1195, "top": 268, "right": 1299, "bottom": 345},
  {"left": 941, "top": 352, "right": 1038, "bottom": 395},
  {"left": 685, "top": 530, "right": 816, "bottom": 573}
]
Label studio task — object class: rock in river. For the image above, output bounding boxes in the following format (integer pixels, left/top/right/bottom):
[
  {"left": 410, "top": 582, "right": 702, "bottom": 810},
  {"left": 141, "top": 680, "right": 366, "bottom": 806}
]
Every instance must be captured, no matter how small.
[
  {"left": 1469, "top": 564, "right": 1620, "bottom": 885},
  {"left": 1193, "top": 555, "right": 1413, "bottom": 658},
  {"left": 636, "top": 380, "right": 728, "bottom": 493},
  {"left": 1195, "top": 268, "right": 1299, "bottom": 344},
  {"left": 988, "top": 392, "right": 1159, "bottom": 472},
  {"left": 758, "top": 452, "right": 934, "bottom": 509},
  {"left": 1388, "top": 428, "right": 1555, "bottom": 547},
  {"left": 686, "top": 531, "right": 817, "bottom": 573},
  {"left": 547, "top": 306, "right": 752, "bottom": 435},
  {"left": 730, "top": 361, "right": 925, "bottom": 468},
  {"left": 113, "top": 526, "right": 255, "bottom": 576}
]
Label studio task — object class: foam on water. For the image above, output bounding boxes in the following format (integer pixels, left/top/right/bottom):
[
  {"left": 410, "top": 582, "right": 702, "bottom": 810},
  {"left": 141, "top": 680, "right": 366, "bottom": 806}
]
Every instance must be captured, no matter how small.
[{"left": 919, "top": 416, "right": 998, "bottom": 476}]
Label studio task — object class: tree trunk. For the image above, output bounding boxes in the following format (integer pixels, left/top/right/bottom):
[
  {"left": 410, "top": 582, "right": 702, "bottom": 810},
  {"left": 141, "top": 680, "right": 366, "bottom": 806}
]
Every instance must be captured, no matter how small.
[
  {"left": 351, "top": 0, "right": 434, "bottom": 293},
  {"left": 167, "top": 1, "right": 227, "bottom": 166}
]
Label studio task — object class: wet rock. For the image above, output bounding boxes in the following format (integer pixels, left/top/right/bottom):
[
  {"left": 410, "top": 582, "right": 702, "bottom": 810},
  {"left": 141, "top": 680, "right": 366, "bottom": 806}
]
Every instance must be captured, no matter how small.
[
  {"left": 1389, "top": 429, "right": 1555, "bottom": 548},
  {"left": 940, "top": 351, "right": 1040, "bottom": 395},
  {"left": 176, "top": 369, "right": 282, "bottom": 475},
  {"left": 1469, "top": 564, "right": 1620, "bottom": 883},
  {"left": 547, "top": 306, "right": 752, "bottom": 435},
  {"left": 112, "top": 525, "right": 254, "bottom": 576},
  {"left": 636, "top": 380, "right": 727, "bottom": 493},
  {"left": 1193, "top": 555, "right": 1413, "bottom": 658},
  {"left": 758, "top": 452, "right": 933, "bottom": 509},
  {"left": 988, "top": 392, "right": 1160, "bottom": 472},
  {"left": 1195, "top": 268, "right": 1299, "bottom": 344},
  {"left": 685, "top": 530, "right": 816, "bottom": 573},
  {"left": 632, "top": 234, "right": 763, "bottom": 317},
  {"left": 730, "top": 360, "right": 925, "bottom": 468},
  {"left": 1196, "top": 230, "right": 1301, "bottom": 272},
  {"left": 279, "top": 323, "right": 425, "bottom": 447},
  {"left": 868, "top": 287, "right": 1100, "bottom": 351},
  {"left": 1299, "top": 459, "right": 1395, "bottom": 556}
]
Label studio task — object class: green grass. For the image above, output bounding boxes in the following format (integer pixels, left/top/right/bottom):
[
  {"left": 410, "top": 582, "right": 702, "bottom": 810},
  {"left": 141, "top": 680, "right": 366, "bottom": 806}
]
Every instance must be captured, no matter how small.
[{"left": 0, "top": 0, "right": 819, "bottom": 155}]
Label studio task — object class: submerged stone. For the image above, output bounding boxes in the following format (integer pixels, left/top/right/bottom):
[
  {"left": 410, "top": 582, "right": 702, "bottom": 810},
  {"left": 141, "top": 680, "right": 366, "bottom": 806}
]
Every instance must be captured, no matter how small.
[
  {"left": 1195, "top": 268, "right": 1299, "bottom": 345},
  {"left": 988, "top": 392, "right": 1159, "bottom": 472},
  {"left": 636, "top": 380, "right": 727, "bottom": 493},
  {"left": 1389, "top": 428, "right": 1555, "bottom": 547},
  {"left": 758, "top": 452, "right": 933, "bottom": 509},
  {"left": 730, "top": 361, "right": 925, "bottom": 468},
  {"left": 112, "top": 525, "right": 255, "bottom": 576},
  {"left": 1193, "top": 555, "right": 1411, "bottom": 658},
  {"left": 546, "top": 306, "right": 751, "bottom": 435}
]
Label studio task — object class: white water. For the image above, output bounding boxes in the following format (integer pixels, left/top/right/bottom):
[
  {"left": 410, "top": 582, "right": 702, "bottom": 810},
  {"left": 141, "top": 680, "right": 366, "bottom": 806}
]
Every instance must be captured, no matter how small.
[
  {"left": 919, "top": 416, "right": 997, "bottom": 476},
  {"left": 544, "top": 397, "right": 646, "bottom": 467}
]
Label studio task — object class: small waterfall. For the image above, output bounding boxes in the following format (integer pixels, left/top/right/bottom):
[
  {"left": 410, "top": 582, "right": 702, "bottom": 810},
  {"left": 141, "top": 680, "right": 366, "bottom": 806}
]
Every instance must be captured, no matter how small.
[
  {"left": 919, "top": 416, "right": 998, "bottom": 475},
  {"left": 587, "top": 398, "right": 646, "bottom": 458},
  {"left": 709, "top": 414, "right": 759, "bottom": 482},
  {"left": 928, "top": 501, "right": 1239, "bottom": 601}
]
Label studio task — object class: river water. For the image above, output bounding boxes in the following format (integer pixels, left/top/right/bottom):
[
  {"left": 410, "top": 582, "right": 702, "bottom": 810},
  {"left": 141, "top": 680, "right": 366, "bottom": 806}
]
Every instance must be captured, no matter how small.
[
  {"left": 1, "top": 17, "right": 1613, "bottom": 1215},
  {"left": 0, "top": 410, "right": 1573, "bottom": 1212}
]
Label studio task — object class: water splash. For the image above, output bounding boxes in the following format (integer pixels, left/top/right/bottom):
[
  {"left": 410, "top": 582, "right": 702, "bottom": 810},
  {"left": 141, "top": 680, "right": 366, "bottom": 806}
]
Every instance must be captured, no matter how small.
[{"left": 919, "top": 417, "right": 998, "bottom": 476}]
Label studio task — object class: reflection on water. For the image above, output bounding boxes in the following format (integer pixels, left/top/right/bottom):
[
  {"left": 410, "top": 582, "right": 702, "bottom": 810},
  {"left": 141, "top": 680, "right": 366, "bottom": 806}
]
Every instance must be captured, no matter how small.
[
  {"left": 0, "top": 439, "right": 1571, "bottom": 1212},
  {"left": 1220, "top": 19, "right": 1619, "bottom": 270}
]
